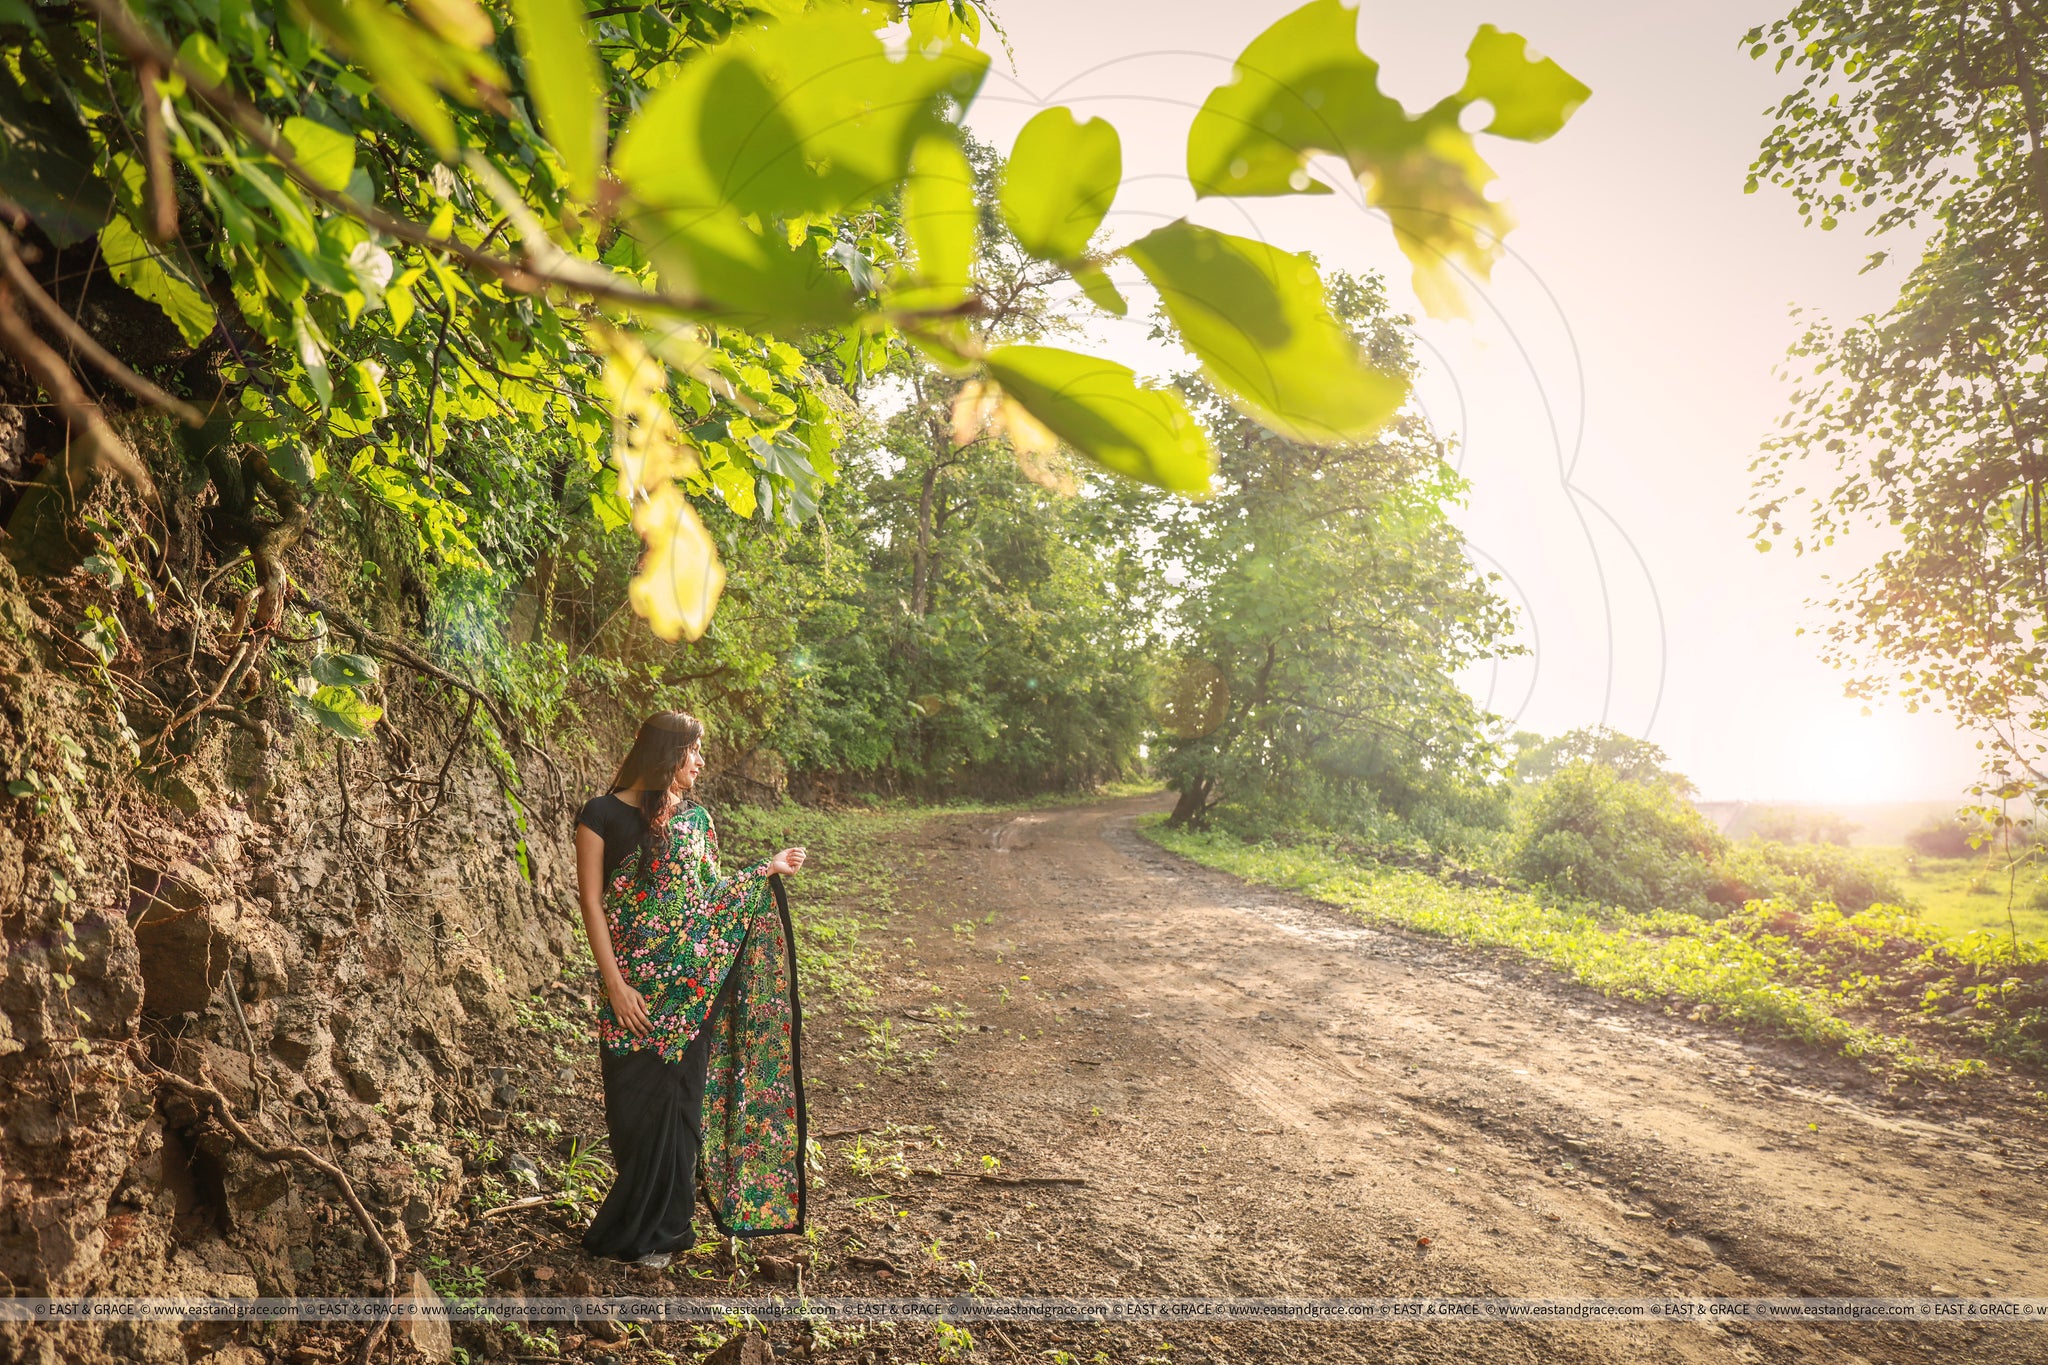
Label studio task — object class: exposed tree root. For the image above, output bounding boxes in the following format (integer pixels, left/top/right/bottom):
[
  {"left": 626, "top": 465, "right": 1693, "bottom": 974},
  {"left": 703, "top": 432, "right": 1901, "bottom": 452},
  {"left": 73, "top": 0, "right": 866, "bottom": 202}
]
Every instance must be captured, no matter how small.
[{"left": 136, "top": 1048, "right": 398, "bottom": 1365}]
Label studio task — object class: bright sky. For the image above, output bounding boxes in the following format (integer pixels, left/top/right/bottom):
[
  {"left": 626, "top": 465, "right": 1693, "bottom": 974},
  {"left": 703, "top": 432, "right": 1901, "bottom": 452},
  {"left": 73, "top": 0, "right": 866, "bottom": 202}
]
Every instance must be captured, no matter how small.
[{"left": 959, "top": 0, "right": 1988, "bottom": 805}]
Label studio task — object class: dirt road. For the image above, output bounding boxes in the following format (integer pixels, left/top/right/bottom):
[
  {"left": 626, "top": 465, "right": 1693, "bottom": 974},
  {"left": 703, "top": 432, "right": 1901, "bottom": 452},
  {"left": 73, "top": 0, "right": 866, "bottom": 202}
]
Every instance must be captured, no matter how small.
[{"left": 795, "top": 795, "right": 2048, "bottom": 1363}]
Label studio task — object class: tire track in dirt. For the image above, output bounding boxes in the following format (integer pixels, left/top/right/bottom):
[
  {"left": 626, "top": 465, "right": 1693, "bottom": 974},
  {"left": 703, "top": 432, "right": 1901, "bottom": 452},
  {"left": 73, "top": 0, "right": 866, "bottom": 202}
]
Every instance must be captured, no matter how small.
[{"left": 810, "top": 795, "right": 2048, "bottom": 1364}]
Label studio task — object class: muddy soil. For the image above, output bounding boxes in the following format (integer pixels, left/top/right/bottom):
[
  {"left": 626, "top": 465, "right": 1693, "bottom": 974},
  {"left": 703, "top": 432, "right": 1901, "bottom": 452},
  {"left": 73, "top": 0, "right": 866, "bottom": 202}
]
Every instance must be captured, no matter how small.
[{"left": 443, "top": 794, "right": 2048, "bottom": 1365}]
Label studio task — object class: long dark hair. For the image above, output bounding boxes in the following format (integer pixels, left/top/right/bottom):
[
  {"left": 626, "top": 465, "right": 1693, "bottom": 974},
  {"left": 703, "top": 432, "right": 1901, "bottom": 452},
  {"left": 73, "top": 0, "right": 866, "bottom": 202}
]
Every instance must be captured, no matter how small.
[{"left": 609, "top": 710, "right": 705, "bottom": 870}]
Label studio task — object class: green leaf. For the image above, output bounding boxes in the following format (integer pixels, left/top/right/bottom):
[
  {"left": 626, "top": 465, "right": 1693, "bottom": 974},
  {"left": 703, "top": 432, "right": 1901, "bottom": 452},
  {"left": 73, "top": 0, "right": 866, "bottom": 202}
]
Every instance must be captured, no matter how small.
[
  {"left": 907, "top": 0, "right": 980, "bottom": 49},
  {"left": 626, "top": 203, "right": 856, "bottom": 329},
  {"left": 899, "top": 134, "right": 976, "bottom": 305},
  {"left": 98, "top": 215, "right": 216, "bottom": 345},
  {"left": 176, "top": 31, "right": 231, "bottom": 89},
  {"left": 512, "top": 0, "right": 606, "bottom": 199},
  {"left": 589, "top": 487, "right": 632, "bottom": 531},
  {"left": 1456, "top": 25, "right": 1590, "bottom": 143},
  {"left": 283, "top": 116, "right": 356, "bottom": 193},
  {"left": 311, "top": 652, "right": 380, "bottom": 688},
  {"left": 292, "top": 307, "right": 333, "bottom": 410},
  {"left": 613, "top": 8, "right": 988, "bottom": 220},
  {"left": 295, "top": 683, "right": 383, "bottom": 740},
  {"left": 235, "top": 160, "right": 320, "bottom": 254},
  {"left": 0, "top": 62, "right": 113, "bottom": 247},
  {"left": 1070, "top": 262, "right": 1127, "bottom": 316},
  {"left": 1000, "top": 107, "right": 1120, "bottom": 263},
  {"left": 298, "top": 0, "right": 463, "bottom": 158},
  {"left": 707, "top": 452, "right": 758, "bottom": 518},
  {"left": 1183, "top": 1, "right": 1587, "bottom": 318},
  {"left": 1122, "top": 220, "right": 1404, "bottom": 445},
  {"left": 1185, "top": 0, "right": 1400, "bottom": 199},
  {"left": 268, "top": 443, "right": 321, "bottom": 487},
  {"left": 984, "top": 345, "right": 1213, "bottom": 496}
]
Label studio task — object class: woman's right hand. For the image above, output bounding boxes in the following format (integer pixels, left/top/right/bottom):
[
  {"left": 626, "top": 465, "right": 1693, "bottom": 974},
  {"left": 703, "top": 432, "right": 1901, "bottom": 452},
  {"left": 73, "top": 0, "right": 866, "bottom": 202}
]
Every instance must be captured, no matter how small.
[{"left": 606, "top": 977, "right": 651, "bottom": 1036}]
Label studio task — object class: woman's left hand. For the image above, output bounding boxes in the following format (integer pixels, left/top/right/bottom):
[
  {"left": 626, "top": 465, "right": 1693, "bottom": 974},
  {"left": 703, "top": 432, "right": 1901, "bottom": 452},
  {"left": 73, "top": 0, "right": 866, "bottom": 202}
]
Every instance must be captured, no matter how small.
[{"left": 769, "top": 846, "right": 807, "bottom": 876}]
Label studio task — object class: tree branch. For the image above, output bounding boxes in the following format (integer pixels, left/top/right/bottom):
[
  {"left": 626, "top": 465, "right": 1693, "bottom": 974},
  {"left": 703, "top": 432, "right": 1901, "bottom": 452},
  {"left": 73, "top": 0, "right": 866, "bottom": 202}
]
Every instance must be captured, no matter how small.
[{"left": 76, "top": 0, "right": 989, "bottom": 333}]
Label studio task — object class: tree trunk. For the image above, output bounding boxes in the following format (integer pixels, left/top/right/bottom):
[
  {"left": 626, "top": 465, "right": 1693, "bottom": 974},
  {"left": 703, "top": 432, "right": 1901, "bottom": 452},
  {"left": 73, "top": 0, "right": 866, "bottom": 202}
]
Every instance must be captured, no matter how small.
[
  {"left": 1167, "top": 777, "right": 1213, "bottom": 828},
  {"left": 910, "top": 460, "right": 937, "bottom": 618}
]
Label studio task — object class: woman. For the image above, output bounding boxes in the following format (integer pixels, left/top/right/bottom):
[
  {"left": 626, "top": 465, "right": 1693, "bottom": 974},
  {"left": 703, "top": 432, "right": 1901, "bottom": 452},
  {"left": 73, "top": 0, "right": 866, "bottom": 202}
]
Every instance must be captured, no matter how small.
[{"left": 573, "top": 710, "right": 809, "bottom": 1267}]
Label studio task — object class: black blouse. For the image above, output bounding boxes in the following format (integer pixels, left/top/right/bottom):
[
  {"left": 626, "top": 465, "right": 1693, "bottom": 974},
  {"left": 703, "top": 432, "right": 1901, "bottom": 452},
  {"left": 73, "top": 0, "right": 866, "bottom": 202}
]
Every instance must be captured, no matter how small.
[{"left": 576, "top": 791, "right": 654, "bottom": 884}]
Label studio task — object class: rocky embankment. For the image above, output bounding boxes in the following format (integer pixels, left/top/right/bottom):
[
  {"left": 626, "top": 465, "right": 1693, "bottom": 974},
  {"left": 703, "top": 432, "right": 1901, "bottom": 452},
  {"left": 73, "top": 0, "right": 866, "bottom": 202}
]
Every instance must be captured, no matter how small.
[{"left": 1, "top": 554, "right": 585, "bottom": 1365}]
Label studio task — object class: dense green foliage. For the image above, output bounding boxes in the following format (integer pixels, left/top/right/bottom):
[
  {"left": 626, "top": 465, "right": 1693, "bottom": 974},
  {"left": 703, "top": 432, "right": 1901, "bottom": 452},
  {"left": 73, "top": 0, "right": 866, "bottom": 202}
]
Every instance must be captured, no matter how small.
[
  {"left": 1497, "top": 729, "right": 1905, "bottom": 917},
  {"left": 1744, "top": 1, "right": 2048, "bottom": 811},
  {"left": 1508, "top": 723, "right": 1699, "bottom": 800}
]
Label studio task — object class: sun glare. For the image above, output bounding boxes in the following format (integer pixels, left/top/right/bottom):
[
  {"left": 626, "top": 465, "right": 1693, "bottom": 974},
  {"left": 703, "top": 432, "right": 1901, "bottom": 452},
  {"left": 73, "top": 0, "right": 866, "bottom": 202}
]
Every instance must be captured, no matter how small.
[{"left": 1791, "top": 709, "right": 1915, "bottom": 804}]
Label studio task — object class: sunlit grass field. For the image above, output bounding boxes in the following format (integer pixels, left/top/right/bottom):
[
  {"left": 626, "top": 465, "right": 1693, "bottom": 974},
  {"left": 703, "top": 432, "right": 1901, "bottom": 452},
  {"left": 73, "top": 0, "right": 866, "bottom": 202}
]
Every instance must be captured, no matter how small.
[{"left": 1860, "top": 845, "right": 2048, "bottom": 946}]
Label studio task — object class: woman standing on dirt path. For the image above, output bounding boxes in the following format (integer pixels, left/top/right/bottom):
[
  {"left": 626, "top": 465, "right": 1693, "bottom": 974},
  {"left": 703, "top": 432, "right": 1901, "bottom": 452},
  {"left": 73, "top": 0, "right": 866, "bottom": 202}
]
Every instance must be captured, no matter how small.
[{"left": 572, "top": 710, "right": 810, "bottom": 1267}]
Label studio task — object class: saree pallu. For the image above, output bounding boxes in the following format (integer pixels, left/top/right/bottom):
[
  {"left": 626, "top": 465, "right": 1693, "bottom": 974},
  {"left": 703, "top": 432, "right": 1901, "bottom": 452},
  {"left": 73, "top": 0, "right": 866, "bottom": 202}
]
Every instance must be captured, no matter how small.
[{"left": 583, "top": 802, "right": 806, "bottom": 1252}]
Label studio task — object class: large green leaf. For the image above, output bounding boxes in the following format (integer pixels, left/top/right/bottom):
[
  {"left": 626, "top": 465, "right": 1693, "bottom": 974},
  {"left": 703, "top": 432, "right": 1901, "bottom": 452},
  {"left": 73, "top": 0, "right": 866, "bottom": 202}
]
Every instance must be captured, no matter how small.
[
  {"left": 612, "top": 8, "right": 988, "bottom": 220},
  {"left": 293, "top": 683, "right": 383, "bottom": 740},
  {"left": 511, "top": 0, "right": 606, "bottom": 199},
  {"left": 283, "top": 116, "right": 356, "bottom": 193},
  {"left": 1457, "top": 24, "right": 1591, "bottom": 143},
  {"left": 898, "top": 134, "right": 977, "bottom": 306},
  {"left": 985, "top": 345, "right": 1213, "bottom": 496},
  {"left": 625, "top": 203, "right": 856, "bottom": 329},
  {"left": 1184, "top": 0, "right": 1587, "bottom": 317},
  {"left": 310, "top": 652, "right": 380, "bottom": 688},
  {"left": 1185, "top": 0, "right": 1404, "bottom": 199},
  {"left": 999, "top": 107, "right": 1120, "bottom": 263},
  {"left": 297, "top": 0, "right": 505, "bottom": 159},
  {"left": 0, "top": 61, "right": 111, "bottom": 246},
  {"left": 1122, "top": 220, "right": 1402, "bottom": 445},
  {"left": 98, "top": 215, "right": 217, "bottom": 345},
  {"left": 298, "top": 0, "right": 455, "bottom": 156}
]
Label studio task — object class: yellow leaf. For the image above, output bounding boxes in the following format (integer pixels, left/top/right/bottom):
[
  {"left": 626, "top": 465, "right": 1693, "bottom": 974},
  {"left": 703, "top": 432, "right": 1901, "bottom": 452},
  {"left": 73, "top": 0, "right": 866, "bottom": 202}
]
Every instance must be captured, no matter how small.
[
  {"left": 598, "top": 327, "right": 690, "bottom": 496},
  {"left": 409, "top": 0, "right": 495, "bottom": 48},
  {"left": 1013, "top": 444, "right": 1077, "bottom": 496},
  {"left": 628, "top": 483, "right": 724, "bottom": 641},
  {"left": 949, "top": 379, "right": 999, "bottom": 447},
  {"left": 595, "top": 326, "right": 723, "bottom": 639},
  {"left": 997, "top": 395, "right": 1058, "bottom": 458}
]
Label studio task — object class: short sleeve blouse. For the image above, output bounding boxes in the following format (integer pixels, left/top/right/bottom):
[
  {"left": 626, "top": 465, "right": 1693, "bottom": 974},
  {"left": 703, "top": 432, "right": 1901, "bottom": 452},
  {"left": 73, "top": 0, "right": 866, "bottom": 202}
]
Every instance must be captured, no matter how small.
[{"left": 575, "top": 792, "right": 652, "bottom": 884}]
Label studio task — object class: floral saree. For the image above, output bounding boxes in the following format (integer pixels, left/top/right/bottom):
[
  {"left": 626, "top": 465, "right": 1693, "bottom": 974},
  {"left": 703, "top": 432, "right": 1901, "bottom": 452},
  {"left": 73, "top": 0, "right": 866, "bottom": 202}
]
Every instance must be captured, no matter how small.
[{"left": 589, "top": 801, "right": 807, "bottom": 1240}]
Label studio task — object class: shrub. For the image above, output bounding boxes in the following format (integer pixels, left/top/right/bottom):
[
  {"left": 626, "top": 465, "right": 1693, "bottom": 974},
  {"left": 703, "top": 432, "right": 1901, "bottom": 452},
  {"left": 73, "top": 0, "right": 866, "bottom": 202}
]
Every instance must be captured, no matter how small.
[
  {"left": 1713, "top": 838, "right": 1906, "bottom": 913},
  {"left": 1508, "top": 761, "right": 1726, "bottom": 915},
  {"left": 1905, "top": 815, "right": 1986, "bottom": 859}
]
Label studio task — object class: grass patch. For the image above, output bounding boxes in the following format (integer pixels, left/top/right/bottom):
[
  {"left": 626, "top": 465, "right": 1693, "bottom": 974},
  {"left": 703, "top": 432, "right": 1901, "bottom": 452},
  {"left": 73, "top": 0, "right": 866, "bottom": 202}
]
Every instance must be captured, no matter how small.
[
  {"left": 1143, "top": 817, "right": 2048, "bottom": 1080},
  {"left": 1858, "top": 845, "right": 2048, "bottom": 946}
]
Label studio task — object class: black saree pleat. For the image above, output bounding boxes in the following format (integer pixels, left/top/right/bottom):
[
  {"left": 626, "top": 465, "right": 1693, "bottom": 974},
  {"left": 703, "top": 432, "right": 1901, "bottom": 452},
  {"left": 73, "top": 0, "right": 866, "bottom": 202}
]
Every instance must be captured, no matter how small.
[
  {"left": 580, "top": 1044, "right": 699, "bottom": 1260},
  {"left": 582, "top": 959, "right": 744, "bottom": 1261}
]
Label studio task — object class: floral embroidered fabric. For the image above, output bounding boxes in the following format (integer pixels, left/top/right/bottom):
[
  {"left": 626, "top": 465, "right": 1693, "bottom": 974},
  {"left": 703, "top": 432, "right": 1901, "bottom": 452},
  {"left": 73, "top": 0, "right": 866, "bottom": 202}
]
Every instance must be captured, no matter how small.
[{"left": 596, "top": 802, "right": 807, "bottom": 1236}]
